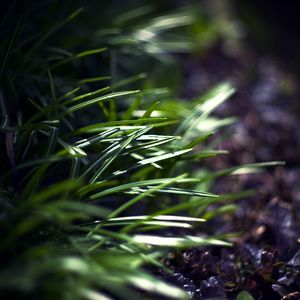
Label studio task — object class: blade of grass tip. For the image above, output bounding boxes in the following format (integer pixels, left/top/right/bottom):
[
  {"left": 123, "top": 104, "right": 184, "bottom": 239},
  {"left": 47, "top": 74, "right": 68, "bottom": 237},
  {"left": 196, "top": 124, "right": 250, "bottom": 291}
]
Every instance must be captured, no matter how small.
[
  {"left": 218, "top": 190, "right": 256, "bottom": 202},
  {"left": 45, "top": 46, "right": 73, "bottom": 57},
  {"left": 212, "top": 161, "right": 285, "bottom": 178},
  {"left": 76, "top": 47, "right": 107, "bottom": 58},
  {"left": 58, "top": 139, "right": 87, "bottom": 158},
  {"left": 49, "top": 47, "right": 108, "bottom": 72},
  {"left": 195, "top": 82, "right": 235, "bottom": 113},
  {"left": 184, "top": 132, "right": 215, "bottom": 149},
  {"left": 203, "top": 204, "right": 238, "bottom": 220},
  {"left": 185, "top": 150, "right": 228, "bottom": 160},
  {"left": 63, "top": 86, "right": 110, "bottom": 105},
  {"left": 187, "top": 236, "right": 232, "bottom": 247},
  {"left": 64, "top": 90, "right": 140, "bottom": 114},
  {"left": 58, "top": 87, "right": 81, "bottom": 101},
  {"left": 144, "top": 10, "right": 195, "bottom": 33},
  {"left": 127, "top": 273, "right": 189, "bottom": 300},
  {"left": 176, "top": 83, "right": 235, "bottom": 138},
  {"left": 79, "top": 76, "right": 111, "bottom": 84},
  {"left": 42, "top": 120, "right": 60, "bottom": 125},
  {"left": 231, "top": 161, "right": 285, "bottom": 174},
  {"left": 142, "top": 101, "right": 160, "bottom": 118}
]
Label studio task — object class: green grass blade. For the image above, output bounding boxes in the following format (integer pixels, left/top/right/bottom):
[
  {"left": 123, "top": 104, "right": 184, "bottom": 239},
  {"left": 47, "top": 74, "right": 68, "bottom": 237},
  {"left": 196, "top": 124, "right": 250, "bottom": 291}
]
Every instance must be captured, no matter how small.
[
  {"left": 65, "top": 90, "right": 140, "bottom": 113},
  {"left": 87, "top": 176, "right": 198, "bottom": 199}
]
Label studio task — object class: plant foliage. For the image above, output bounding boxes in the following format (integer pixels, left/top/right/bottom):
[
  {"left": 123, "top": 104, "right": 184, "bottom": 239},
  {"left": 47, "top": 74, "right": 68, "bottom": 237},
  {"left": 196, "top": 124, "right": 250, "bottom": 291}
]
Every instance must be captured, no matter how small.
[{"left": 0, "top": 1, "right": 283, "bottom": 299}]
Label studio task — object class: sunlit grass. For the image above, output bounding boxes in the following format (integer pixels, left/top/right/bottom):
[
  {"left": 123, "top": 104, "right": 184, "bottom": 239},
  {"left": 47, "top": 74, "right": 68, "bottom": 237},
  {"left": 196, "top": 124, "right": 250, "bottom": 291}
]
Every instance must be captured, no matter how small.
[{"left": 0, "top": 2, "right": 284, "bottom": 299}]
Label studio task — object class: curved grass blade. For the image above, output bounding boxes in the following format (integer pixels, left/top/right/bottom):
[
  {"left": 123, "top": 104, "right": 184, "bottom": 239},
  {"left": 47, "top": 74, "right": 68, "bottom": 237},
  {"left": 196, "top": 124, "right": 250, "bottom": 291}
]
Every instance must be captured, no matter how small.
[{"left": 64, "top": 90, "right": 140, "bottom": 114}]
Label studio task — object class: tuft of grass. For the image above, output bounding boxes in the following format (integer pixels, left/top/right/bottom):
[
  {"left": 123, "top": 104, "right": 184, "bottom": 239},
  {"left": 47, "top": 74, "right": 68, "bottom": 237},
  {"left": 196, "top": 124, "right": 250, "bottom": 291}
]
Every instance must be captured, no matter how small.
[{"left": 0, "top": 1, "right": 283, "bottom": 299}]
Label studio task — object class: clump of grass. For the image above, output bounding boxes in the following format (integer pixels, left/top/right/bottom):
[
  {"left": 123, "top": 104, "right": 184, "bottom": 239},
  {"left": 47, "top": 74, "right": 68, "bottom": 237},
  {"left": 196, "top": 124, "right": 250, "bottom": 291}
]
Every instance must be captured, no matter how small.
[{"left": 0, "top": 2, "right": 283, "bottom": 299}]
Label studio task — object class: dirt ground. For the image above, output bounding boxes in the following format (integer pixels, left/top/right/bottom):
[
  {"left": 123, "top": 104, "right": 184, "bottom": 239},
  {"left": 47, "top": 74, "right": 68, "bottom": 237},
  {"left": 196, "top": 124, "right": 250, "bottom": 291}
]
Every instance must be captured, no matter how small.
[{"left": 162, "top": 44, "right": 300, "bottom": 299}]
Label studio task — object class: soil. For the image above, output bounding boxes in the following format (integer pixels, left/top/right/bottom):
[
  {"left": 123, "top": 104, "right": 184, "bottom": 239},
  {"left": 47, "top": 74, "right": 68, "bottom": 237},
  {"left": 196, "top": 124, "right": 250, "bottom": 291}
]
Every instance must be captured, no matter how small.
[{"left": 160, "top": 45, "right": 300, "bottom": 299}]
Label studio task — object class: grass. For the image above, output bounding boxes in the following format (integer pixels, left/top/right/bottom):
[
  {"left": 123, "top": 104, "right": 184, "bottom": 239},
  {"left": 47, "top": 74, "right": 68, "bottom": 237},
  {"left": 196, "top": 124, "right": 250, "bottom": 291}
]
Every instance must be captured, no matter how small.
[{"left": 0, "top": 1, "right": 283, "bottom": 299}]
